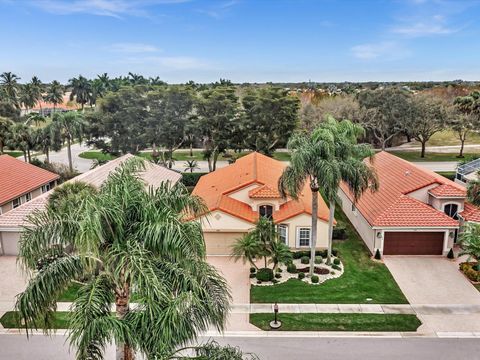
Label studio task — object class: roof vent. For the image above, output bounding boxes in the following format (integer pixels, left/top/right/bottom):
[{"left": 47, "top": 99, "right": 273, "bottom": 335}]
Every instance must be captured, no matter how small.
[{"left": 405, "top": 170, "right": 411, "bottom": 176}]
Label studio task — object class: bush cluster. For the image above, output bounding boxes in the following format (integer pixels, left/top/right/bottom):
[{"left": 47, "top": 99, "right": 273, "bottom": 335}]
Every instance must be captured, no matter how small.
[
  {"left": 333, "top": 258, "right": 341, "bottom": 265},
  {"left": 256, "top": 268, "right": 274, "bottom": 282},
  {"left": 250, "top": 267, "right": 256, "bottom": 274},
  {"left": 300, "top": 256, "right": 310, "bottom": 264},
  {"left": 332, "top": 226, "right": 347, "bottom": 240},
  {"left": 311, "top": 275, "right": 319, "bottom": 284},
  {"left": 314, "top": 256, "right": 323, "bottom": 264},
  {"left": 274, "top": 273, "right": 282, "bottom": 279},
  {"left": 292, "top": 249, "right": 338, "bottom": 259},
  {"left": 286, "top": 263, "right": 297, "bottom": 274},
  {"left": 331, "top": 264, "right": 341, "bottom": 271},
  {"left": 460, "top": 262, "right": 480, "bottom": 282},
  {"left": 298, "top": 272, "right": 305, "bottom": 280},
  {"left": 181, "top": 172, "right": 207, "bottom": 187}
]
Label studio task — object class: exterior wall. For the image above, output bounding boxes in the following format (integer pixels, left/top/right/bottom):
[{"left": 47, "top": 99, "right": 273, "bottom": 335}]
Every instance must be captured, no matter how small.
[
  {"left": 0, "top": 186, "right": 47, "bottom": 215},
  {"left": 228, "top": 183, "right": 260, "bottom": 203},
  {"left": 337, "top": 188, "right": 376, "bottom": 253},
  {"left": 429, "top": 196, "right": 465, "bottom": 213},
  {"left": 279, "top": 213, "right": 329, "bottom": 249},
  {"left": 228, "top": 183, "right": 285, "bottom": 211},
  {"left": 0, "top": 230, "right": 21, "bottom": 256},
  {"left": 199, "top": 211, "right": 254, "bottom": 232},
  {"left": 408, "top": 184, "right": 438, "bottom": 204}
]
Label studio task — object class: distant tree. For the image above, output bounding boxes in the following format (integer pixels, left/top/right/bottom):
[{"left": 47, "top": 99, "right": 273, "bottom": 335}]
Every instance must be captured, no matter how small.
[
  {"left": 8, "top": 122, "right": 34, "bottom": 161},
  {"left": 467, "top": 177, "right": 480, "bottom": 207},
  {"left": 241, "top": 87, "right": 299, "bottom": 156},
  {"left": 19, "top": 83, "right": 37, "bottom": 113},
  {"left": 183, "top": 159, "right": 199, "bottom": 173},
  {"left": 357, "top": 88, "right": 412, "bottom": 150},
  {"left": 197, "top": 86, "right": 240, "bottom": 171},
  {"left": 0, "top": 116, "right": 13, "bottom": 154},
  {"left": 69, "top": 75, "right": 91, "bottom": 111},
  {"left": 408, "top": 95, "right": 449, "bottom": 158},
  {"left": 452, "top": 92, "right": 480, "bottom": 157},
  {"left": 128, "top": 72, "right": 148, "bottom": 86},
  {"left": 24, "top": 112, "right": 46, "bottom": 127},
  {"left": 30, "top": 76, "right": 43, "bottom": 111},
  {"left": 44, "top": 80, "right": 65, "bottom": 116},
  {"left": 147, "top": 86, "right": 195, "bottom": 168},
  {"left": 52, "top": 112, "right": 86, "bottom": 171},
  {"left": 35, "top": 123, "right": 62, "bottom": 163},
  {"left": 0, "top": 101, "right": 20, "bottom": 119},
  {"left": 459, "top": 223, "right": 480, "bottom": 264},
  {"left": 0, "top": 72, "right": 20, "bottom": 107},
  {"left": 97, "top": 73, "right": 111, "bottom": 91}
]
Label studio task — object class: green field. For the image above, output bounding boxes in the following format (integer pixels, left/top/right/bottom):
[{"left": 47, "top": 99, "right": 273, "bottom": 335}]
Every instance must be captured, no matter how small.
[
  {"left": 0, "top": 311, "right": 70, "bottom": 329},
  {"left": 250, "top": 207, "right": 408, "bottom": 304},
  {"left": 410, "top": 129, "right": 480, "bottom": 147},
  {"left": 3, "top": 151, "right": 24, "bottom": 158},
  {"left": 250, "top": 313, "right": 421, "bottom": 332},
  {"left": 389, "top": 151, "right": 480, "bottom": 162}
]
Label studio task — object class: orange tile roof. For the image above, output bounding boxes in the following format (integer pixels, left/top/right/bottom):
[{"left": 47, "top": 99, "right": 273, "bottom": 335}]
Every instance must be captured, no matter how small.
[
  {"left": 248, "top": 184, "right": 281, "bottom": 199},
  {"left": 340, "top": 151, "right": 463, "bottom": 228},
  {"left": 429, "top": 184, "right": 466, "bottom": 198},
  {"left": 192, "top": 152, "right": 330, "bottom": 224},
  {"left": 460, "top": 202, "right": 480, "bottom": 223},
  {"left": 0, "top": 155, "right": 59, "bottom": 206}
]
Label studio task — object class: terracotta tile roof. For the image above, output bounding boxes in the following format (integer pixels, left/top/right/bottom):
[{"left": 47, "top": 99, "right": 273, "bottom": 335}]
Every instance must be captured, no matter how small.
[
  {"left": 23, "top": 94, "right": 79, "bottom": 111},
  {"left": 0, "top": 154, "right": 181, "bottom": 229},
  {"left": 192, "top": 152, "right": 330, "bottom": 224},
  {"left": 429, "top": 184, "right": 466, "bottom": 198},
  {"left": 340, "top": 151, "right": 463, "bottom": 228},
  {"left": 248, "top": 184, "right": 281, "bottom": 199},
  {"left": 460, "top": 202, "right": 480, "bottom": 223},
  {"left": 0, "top": 155, "right": 59, "bottom": 206}
]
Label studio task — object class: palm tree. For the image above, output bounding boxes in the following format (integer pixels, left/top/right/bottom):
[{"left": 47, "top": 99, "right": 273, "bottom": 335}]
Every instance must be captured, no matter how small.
[
  {"left": 19, "top": 83, "right": 37, "bottom": 113},
  {"left": 97, "top": 73, "right": 111, "bottom": 90},
  {"left": 467, "top": 176, "right": 480, "bottom": 207},
  {"left": 30, "top": 76, "right": 43, "bottom": 111},
  {"left": 24, "top": 112, "right": 46, "bottom": 127},
  {"left": 184, "top": 159, "right": 199, "bottom": 173},
  {"left": 279, "top": 117, "right": 378, "bottom": 274},
  {"left": 35, "top": 123, "right": 62, "bottom": 163},
  {"left": 69, "top": 75, "right": 91, "bottom": 111},
  {"left": 52, "top": 111, "right": 86, "bottom": 171},
  {"left": 44, "top": 80, "right": 65, "bottom": 116},
  {"left": 459, "top": 223, "right": 480, "bottom": 267},
  {"left": 0, "top": 116, "right": 13, "bottom": 154},
  {"left": 0, "top": 71, "right": 20, "bottom": 107},
  {"left": 8, "top": 122, "right": 32, "bottom": 161},
  {"left": 16, "top": 159, "right": 230, "bottom": 360}
]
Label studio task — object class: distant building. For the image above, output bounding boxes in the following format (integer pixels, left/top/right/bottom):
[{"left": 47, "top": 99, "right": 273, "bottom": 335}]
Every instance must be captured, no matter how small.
[{"left": 20, "top": 93, "right": 79, "bottom": 117}]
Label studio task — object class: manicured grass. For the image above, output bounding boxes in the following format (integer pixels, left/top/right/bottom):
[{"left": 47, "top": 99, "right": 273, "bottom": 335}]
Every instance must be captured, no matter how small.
[
  {"left": 436, "top": 171, "right": 456, "bottom": 181},
  {"left": 410, "top": 130, "right": 480, "bottom": 147},
  {"left": 57, "top": 283, "right": 82, "bottom": 302},
  {"left": 250, "top": 207, "right": 408, "bottom": 304},
  {"left": 474, "top": 284, "right": 480, "bottom": 292},
  {"left": 0, "top": 311, "right": 70, "bottom": 329},
  {"left": 250, "top": 313, "right": 421, "bottom": 332},
  {"left": 79, "top": 150, "right": 291, "bottom": 163},
  {"left": 389, "top": 151, "right": 480, "bottom": 162},
  {"left": 3, "top": 151, "right": 23, "bottom": 158}
]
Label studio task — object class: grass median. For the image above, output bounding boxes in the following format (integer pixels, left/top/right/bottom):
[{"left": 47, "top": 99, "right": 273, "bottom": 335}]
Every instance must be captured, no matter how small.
[
  {"left": 250, "top": 313, "right": 421, "bottom": 332},
  {"left": 0, "top": 311, "right": 70, "bottom": 329}
]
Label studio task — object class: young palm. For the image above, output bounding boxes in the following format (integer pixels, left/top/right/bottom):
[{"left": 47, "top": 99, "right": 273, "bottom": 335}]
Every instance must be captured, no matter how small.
[
  {"left": 467, "top": 176, "right": 480, "bottom": 207},
  {"left": 52, "top": 111, "right": 86, "bottom": 171},
  {"left": 459, "top": 223, "right": 480, "bottom": 264},
  {"left": 16, "top": 158, "right": 231, "bottom": 360},
  {"left": 184, "top": 159, "right": 200, "bottom": 173}
]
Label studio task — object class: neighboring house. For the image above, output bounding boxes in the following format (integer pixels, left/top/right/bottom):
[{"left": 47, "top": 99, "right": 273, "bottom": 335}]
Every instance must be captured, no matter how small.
[
  {"left": 339, "top": 151, "right": 480, "bottom": 256},
  {"left": 0, "top": 154, "right": 181, "bottom": 256},
  {"left": 455, "top": 158, "right": 480, "bottom": 186},
  {"left": 192, "top": 152, "right": 331, "bottom": 255},
  {"left": 21, "top": 93, "right": 79, "bottom": 117},
  {"left": 0, "top": 154, "right": 59, "bottom": 216}
]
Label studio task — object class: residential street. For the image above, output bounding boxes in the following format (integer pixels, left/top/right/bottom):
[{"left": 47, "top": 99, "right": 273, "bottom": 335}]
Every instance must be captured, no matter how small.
[{"left": 1, "top": 334, "right": 480, "bottom": 360}]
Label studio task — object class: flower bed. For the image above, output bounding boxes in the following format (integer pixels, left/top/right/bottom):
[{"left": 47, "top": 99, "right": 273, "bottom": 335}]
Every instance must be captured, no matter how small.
[
  {"left": 250, "top": 256, "right": 344, "bottom": 286},
  {"left": 459, "top": 262, "right": 480, "bottom": 283}
]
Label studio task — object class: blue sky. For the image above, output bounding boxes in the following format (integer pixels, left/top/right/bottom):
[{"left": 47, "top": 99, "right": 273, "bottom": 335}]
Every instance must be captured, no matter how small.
[{"left": 0, "top": 0, "right": 479, "bottom": 83}]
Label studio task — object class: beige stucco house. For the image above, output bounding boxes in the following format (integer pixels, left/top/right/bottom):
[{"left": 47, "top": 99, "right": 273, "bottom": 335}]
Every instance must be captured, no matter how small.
[
  {"left": 339, "top": 151, "right": 480, "bottom": 256},
  {"left": 192, "top": 152, "right": 332, "bottom": 255},
  {"left": 0, "top": 154, "right": 181, "bottom": 256}
]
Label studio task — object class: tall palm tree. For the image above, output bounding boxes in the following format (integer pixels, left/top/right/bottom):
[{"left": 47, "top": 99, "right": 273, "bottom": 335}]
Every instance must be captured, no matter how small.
[
  {"left": 0, "top": 116, "right": 13, "bottom": 154},
  {"left": 97, "top": 73, "right": 111, "bottom": 90},
  {"left": 68, "top": 75, "right": 91, "bottom": 111},
  {"left": 279, "top": 117, "right": 378, "bottom": 274},
  {"left": 16, "top": 159, "right": 230, "bottom": 360},
  {"left": 30, "top": 76, "right": 43, "bottom": 111},
  {"left": 19, "top": 83, "right": 37, "bottom": 113},
  {"left": 8, "top": 122, "right": 32, "bottom": 161},
  {"left": 35, "top": 123, "right": 62, "bottom": 163},
  {"left": 52, "top": 111, "right": 86, "bottom": 171},
  {"left": 0, "top": 71, "right": 20, "bottom": 107},
  {"left": 44, "top": 80, "right": 65, "bottom": 116}
]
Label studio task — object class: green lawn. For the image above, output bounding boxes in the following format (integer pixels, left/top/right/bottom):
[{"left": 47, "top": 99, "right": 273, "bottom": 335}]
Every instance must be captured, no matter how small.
[
  {"left": 389, "top": 151, "right": 480, "bottom": 162},
  {"left": 0, "top": 311, "right": 70, "bottom": 329},
  {"left": 57, "top": 283, "right": 82, "bottom": 302},
  {"left": 250, "top": 313, "right": 421, "bottom": 332},
  {"left": 3, "top": 151, "right": 24, "bottom": 158},
  {"left": 410, "top": 129, "right": 480, "bottom": 147},
  {"left": 436, "top": 171, "right": 456, "bottom": 181},
  {"left": 79, "top": 150, "right": 291, "bottom": 163},
  {"left": 250, "top": 207, "right": 408, "bottom": 304},
  {"left": 474, "top": 284, "right": 480, "bottom": 292}
]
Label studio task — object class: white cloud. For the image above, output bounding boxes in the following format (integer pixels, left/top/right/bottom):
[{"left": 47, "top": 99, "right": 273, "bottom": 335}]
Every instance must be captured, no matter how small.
[
  {"left": 391, "top": 20, "right": 458, "bottom": 37},
  {"left": 351, "top": 41, "right": 411, "bottom": 60},
  {"left": 108, "top": 43, "right": 161, "bottom": 53},
  {"left": 30, "top": 0, "right": 190, "bottom": 18},
  {"left": 196, "top": 0, "right": 239, "bottom": 19}
]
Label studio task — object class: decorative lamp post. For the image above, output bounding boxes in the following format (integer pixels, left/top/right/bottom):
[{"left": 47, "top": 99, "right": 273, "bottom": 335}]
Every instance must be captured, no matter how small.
[{"left": 269, "top": 302, "right": 282, "bottom": 329}]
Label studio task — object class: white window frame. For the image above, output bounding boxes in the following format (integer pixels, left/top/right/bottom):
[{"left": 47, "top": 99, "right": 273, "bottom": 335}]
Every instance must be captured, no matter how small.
[
  {"left": 41, "top": 184, "right": 51, "bottom": 193},
  {"left": 278, "top": 224, "right": 288, "bottom": 245},
  {"left": 12, "top": 197, "right": 21, "bottom": 209},
  {"left": 296, "top": 227, "right": 311, "bottom": 247},
  {"left": 25, "top": 192, "right": 32, "bottom": 202}
]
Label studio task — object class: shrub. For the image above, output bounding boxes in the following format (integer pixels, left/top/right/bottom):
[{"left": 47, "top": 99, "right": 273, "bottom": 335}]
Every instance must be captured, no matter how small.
[
  {"left": 332, "top": 249, "right": 338, "bottom": 257},
  {"left": 275, "top": 273, "right": 282, "bottom": 279},
  {"left": 316, "top": 250, "right": 327, "bottom": 257},
  {"left": 256, "top": 280, "right": 262, "bottom": 284},
  {"left": 181, "top": 172, "right": 207, "bottom": 187},
  {"left": 375, "top": 249, "right": 381, "bottom": 260},
  {"left": 314, "top": 256, "right": 323, "bottom": 264},
  {"left": 447, "top": 248, "right": 454, "bottom": 259},
  {"left": 250, "top": 267, "right": 256, "bottom": 273},
  {"left": 332, "top": 226, "right": 347, "bottom": 240},
  {"left": 332, "top": 264, "right": 341, "bottom": 271},
  {"left": 333, "top": 258, "right": 340, "bottom": 265},
  {"left": 286, "top": 263, "right": 297, "bottom": 274},
  {"left": 277, "top": 268, "right": 283, "bottom": 273},
  {"left": 298, "top": 272, "right": 305, "bottom": 280},
  {"left": 301, "top": 256, "right": 310, "bottom": 264},
  {"left": 330, "top": 271, "right": 336, "bottom": 275},
  {"left": 311, "top": 275, "right": 319, "bottom": 284},
  {"left": 256, "top": 268, "right": 274, "bottom": 282},
  {"left": 272, "top": 279, "right": 279, "bottom": 284},
  {"left": 249, "top": 273, "right": 256, "bottom": 279},
  {"left": 293, "top": 251, "right": 310, "bottom": 259}
]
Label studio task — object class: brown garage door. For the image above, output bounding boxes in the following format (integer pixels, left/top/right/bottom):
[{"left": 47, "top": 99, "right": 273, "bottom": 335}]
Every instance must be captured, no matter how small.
[{"left": 383, "top": 232, "right": 444, "bottom": 255}]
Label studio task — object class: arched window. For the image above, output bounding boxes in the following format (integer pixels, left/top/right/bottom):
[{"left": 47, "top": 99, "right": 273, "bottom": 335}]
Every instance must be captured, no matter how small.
[
  {"left": 259, "top": 205, "right": 273, "bottom": 219},
  {"left": 444, "top": 203, "right": 459, "bottom": 219}
]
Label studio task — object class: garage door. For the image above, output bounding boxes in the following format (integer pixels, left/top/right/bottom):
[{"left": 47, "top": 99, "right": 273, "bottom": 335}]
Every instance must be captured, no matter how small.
[
  {"left": 0, "top": 231, "right": 21, "bottom": 256},
  {"left": 204, "top": 232, "right": 245, "bottom": 255},
  {"left": 383, "top": 232, "right": 444, "bottom": 255}
]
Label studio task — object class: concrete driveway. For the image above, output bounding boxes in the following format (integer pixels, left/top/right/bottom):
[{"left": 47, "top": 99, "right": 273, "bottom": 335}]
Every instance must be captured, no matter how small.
[
  {"left": 384, "top": 256, "right": 480, "bottom": 333},
  {"left": 0, "top": 256, "right": 27, "bottom": 313}
]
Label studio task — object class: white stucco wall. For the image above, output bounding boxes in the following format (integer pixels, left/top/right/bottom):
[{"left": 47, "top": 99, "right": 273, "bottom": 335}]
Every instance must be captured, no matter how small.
[
  {"left": 198, "top": 210, "right": 254, "bottom": 232},
  {"left": 228, "top": 183, "right": 260, "bottom": 203},
  {"left": 408, "top": 184, "right": 438, "bottom": 204},
  {"left": 279, "top": 213, "right": 329, "bottom": 249}
]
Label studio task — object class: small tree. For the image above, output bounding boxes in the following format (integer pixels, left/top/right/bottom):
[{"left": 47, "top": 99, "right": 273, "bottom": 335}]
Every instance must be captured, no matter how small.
[
  {"left": 459, "top": 223, "right": 480, "bottom": 267},
  {"left": 467, "top": 176, "right": 480, "bottom": 207}
]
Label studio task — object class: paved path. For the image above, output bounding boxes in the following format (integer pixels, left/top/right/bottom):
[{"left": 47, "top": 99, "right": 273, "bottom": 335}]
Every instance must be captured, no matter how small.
[
  {"left": 1, "top": 334, "right": 480, "bottom": 360},
  {"left": 411, "top": 161, "right": 458, "bottom": 172},
  {"left": 33, "top": 143, "right": 94, "bottom": 173}
]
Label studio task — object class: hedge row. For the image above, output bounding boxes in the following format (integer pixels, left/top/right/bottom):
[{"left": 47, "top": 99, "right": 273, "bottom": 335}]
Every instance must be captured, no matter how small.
[{"left": 181, "top": 172, "right": 207, "bottom": 187}]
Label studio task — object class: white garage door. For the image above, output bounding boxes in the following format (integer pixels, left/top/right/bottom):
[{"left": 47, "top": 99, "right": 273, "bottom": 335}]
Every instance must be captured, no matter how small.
[
  {"left": 204, "top": 232, "right": 245, "bottom": 255},
  {"left": 1, "top": 231, "right": 21, "bottom": 256}
]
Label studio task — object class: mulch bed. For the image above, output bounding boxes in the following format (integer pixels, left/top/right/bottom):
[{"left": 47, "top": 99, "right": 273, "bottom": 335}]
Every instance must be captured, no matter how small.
[{"left": 297, "top": 266, "right": 330, "bottom": 275}]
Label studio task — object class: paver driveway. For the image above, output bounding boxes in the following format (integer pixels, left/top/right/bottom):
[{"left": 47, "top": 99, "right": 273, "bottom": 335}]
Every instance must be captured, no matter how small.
[
  {"left": 0, "top": 256, "right": 27, "bottom": 313},
  {"left": 384, "top": 256, "right": 480, "bottom": 333}
]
